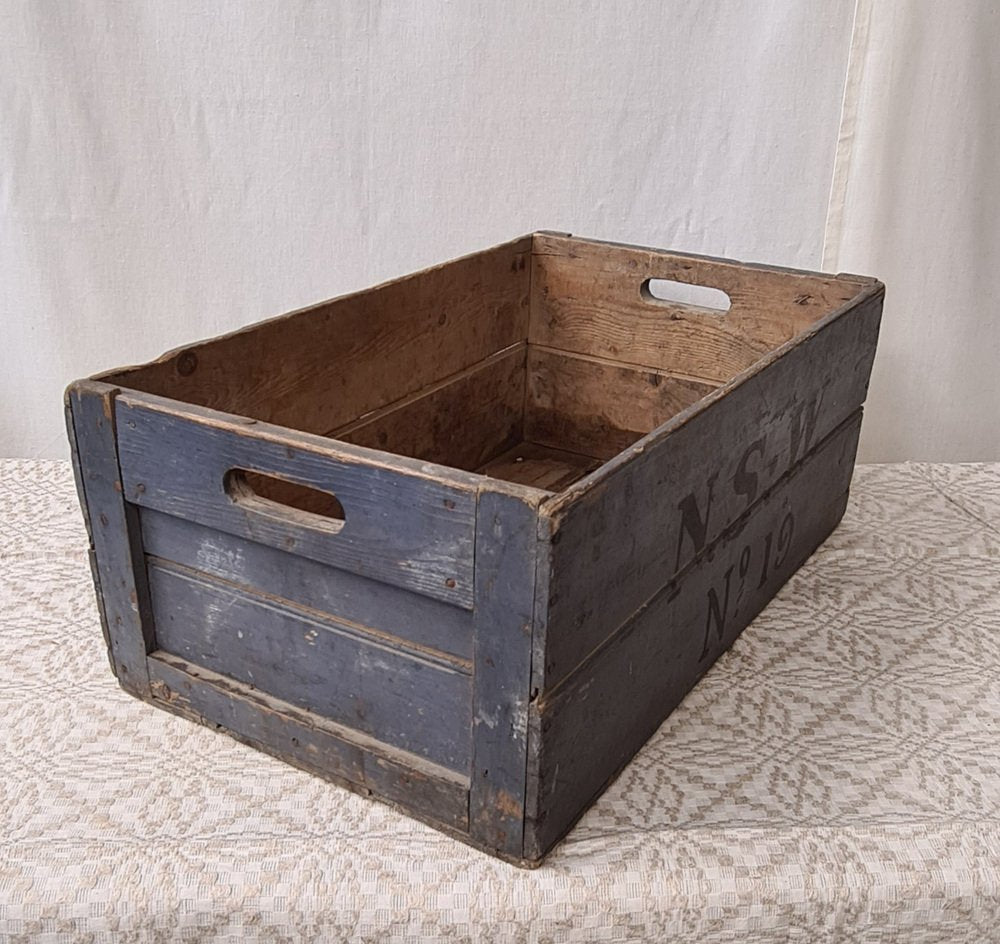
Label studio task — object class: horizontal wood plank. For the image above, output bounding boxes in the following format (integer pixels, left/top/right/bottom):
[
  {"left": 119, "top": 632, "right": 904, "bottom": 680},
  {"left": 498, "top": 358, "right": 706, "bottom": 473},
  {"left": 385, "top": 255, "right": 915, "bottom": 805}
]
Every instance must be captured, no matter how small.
[
  {"left": 148, "top": 653, "right": 469, "bottom": 832},
  {"left": 115, "top": 393, "right": 478, "bottom": 607},
  {"left": 525, "top": 346, "right": 716, "bottom": 461},
  {"left": 141, "top": 508, "right": 473, "bottom": 663},
  {"left": 524, "top": 411, "right": 863, "bottom": 859},
  {"left": 148, "top": 561, "right": 472, "bottom": 772}
]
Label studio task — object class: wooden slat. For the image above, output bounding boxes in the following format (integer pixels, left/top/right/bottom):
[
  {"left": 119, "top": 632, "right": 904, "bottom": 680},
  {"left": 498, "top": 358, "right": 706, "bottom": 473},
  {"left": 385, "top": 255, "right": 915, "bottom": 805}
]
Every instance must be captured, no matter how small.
[
  {"left": 530, "top": 233, "right": 873, "bottom": 383},
  {"left": 140, "top": 508, "right": 473, "bottom": 662},
  {"left": 65, "top": 381, "right": 155, "bottom": 694},
  {"left": 148, "top": 653, "right": 469, "bottom": 832},
  {"left": 148, "top": 561, "right": 472, "bottom": 772},
  {"left": 336, "top": 344, "right": 526, "bottom": 471},
  {"left": 469, "top": 490, "right": 541, "bottom": 857},
  {"left": 115, "top": 392, "right": 478, "bottom": 607},
  {"left": 536, "top": 288, "right": 883, "bottom": 694},
  {"left": 524, "top": 411, "right": 863, "bottom": 859},
  {"left": 103, "top": 236, "right": 532, "bottom": 436},
  {"left": 524, "top": 346, "right": 716, "bottom": 461},
  {"left": 477, "top": 441, "right": 602, "bottom": 492}
]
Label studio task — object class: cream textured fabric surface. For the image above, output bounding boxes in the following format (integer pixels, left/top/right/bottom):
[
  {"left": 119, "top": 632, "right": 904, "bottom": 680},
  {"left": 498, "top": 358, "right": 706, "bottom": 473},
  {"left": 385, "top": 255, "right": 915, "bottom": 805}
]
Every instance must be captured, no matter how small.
[{"left": 2, "top": 459, "right": 1000, "bottom": 942}]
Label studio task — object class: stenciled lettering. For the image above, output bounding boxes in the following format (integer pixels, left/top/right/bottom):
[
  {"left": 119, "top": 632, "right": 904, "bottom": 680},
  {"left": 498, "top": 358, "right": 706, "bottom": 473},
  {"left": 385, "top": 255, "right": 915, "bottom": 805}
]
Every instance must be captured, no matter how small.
[
  {"left": 733, "top": 437, "right": 766, "bottom": 507},
  {"left": 674, "top": 472, "right": 718, "bottom": 572},
  {"left": 788, "top": 392, "right": 824, "bottom": 464},
  {"left": 698, "top": 511, "right": 796, "bottom": 663}
]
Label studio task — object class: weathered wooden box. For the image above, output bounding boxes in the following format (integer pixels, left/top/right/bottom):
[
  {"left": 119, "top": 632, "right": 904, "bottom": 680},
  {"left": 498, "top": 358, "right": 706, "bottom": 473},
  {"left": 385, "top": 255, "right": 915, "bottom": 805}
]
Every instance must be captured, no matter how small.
[{"left": 66, "top": 233, "right": 883, "bottom": 866}]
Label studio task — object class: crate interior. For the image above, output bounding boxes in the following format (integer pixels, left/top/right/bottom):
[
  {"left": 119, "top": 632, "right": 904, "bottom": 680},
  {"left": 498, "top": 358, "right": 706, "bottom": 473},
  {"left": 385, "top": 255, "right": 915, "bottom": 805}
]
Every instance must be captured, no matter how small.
[{"left": 104, "top": 234, "right": 867, "bottom": 495}]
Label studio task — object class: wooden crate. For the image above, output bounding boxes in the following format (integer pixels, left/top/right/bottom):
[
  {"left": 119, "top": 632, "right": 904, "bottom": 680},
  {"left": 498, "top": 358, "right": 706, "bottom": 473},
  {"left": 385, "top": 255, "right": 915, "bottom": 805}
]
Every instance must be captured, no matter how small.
[{"left": 65, "top": 233, "right": 883, "bottom": 866}]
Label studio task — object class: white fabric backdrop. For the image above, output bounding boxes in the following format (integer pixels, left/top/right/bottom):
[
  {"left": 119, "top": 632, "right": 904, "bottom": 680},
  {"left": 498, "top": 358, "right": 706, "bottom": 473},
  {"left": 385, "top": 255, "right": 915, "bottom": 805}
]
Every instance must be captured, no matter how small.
[
  {"left": 827, "top": 0, "right": 1000, "bottom": 461},
  {"left": 1, "top": 1, "right": 996, "bottom": 460}
]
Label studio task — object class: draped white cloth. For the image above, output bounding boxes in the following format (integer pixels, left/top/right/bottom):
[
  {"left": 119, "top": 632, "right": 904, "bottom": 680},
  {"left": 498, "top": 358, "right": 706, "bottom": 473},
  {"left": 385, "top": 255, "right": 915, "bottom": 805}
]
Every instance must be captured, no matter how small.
[{"left": 4, "top": 1, "right": 994, "bottom": 460}]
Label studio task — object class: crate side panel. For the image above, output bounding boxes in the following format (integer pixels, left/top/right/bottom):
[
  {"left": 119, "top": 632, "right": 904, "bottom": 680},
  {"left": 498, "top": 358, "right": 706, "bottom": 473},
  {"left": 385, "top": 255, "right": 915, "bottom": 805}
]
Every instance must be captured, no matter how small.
[
  {"left": 66, "top": 381, "right": 155, "bottom": 694},
  {"left": 116, "top": 395, "right": 476, "bottom": 607},
  {"left": 530, "top": 234, "right": 870, "bottom": 383},
  {"left": 337, "top": 344, "right": 526, "bottom": 471},
  {"left": 148, "top": 654, "right": 469, "bottom": 832},
  {"left": 141, "top": 508, "right": 473, "bottom": 662},
  {"left": 148, "top": 561, "right": 472, "bottom": 772},
  {"left": 104, "top": 237, "right": 532, "bottom": 438},
  {"left": 470, "top": 491, "right": 540, "bottom": 858},
  {"left": 539, "top": 292, "right": 882, "bottom": 693},
  {"left": 524, "top": 346, "right": 716, "bottom": 461},
  {"left": 525, "top": 411, "right": 862, "bottom": 859}
]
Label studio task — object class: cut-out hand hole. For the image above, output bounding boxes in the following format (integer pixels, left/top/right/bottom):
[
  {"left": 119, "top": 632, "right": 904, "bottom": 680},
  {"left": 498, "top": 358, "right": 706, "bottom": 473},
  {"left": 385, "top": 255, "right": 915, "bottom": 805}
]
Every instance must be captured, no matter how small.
[
  {"left": 642, "top": 278, "right": 731, "bottom": 313},
  {"left": 225, "top": 469, "right": 345, "bottom": 533}
]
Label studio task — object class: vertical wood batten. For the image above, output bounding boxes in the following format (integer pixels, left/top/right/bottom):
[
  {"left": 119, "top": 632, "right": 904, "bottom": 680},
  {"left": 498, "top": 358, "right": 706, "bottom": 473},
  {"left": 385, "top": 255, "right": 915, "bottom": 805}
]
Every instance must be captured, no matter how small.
[
  {"left": 66, "top": 380, "right": 155, "bottom": 695},
  {"left": 469, "top": 490, "right": 542, "bottom": 859}
]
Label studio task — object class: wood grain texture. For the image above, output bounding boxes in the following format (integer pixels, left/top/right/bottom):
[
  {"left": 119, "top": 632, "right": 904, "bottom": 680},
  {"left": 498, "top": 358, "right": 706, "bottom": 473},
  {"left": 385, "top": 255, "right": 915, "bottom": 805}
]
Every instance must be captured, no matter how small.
[
  {"left": 102, "top": 237, "right": 531, "bottom": 436},
  {"left": 147, "top": 653, "right": 470, "bottom": 832},
  {"left": 148, "top": 561, "right": 472, "bottom": 771},
  {"left": 536, "top": 288, "right": 883, "bottom": 694},
  {"left": 140, "top": 508, "right": 473, "bottom": 662},
  {"left": 530, "top": 233, "right": 873, "bottom": 383},
  {"left": 523, "top": 411, "right": 863, "bottom": 859},
  {"left": 336, "top": 344, "right": 526, "bottom": 471},
  {"left": 477, "top": 441, "right": 602, "bottom": 492},
  {"left": 65, "top": 381, "right": 155, "bottom": 694},
  {"left": 115, "top": 392, "right": 479, "bottom": 607},
  {"left": 469, "top": 490, "right": 541, "bottom": 857},
  {"left": 525, "top": 346, "right": 716, "bottom": 461}
]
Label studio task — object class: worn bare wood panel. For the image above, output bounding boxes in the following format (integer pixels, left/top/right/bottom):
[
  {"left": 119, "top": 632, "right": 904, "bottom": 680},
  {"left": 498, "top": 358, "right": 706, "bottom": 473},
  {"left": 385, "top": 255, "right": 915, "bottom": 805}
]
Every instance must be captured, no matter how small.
[
  {"left": 530, "top": 233, "right": 872, "bottom": 383},
  {"left": 102, "top": 237, "right": 531, "bottom": 436},
  {"left": 147, "top": 653, "right": 469, "bottom": 832},
  {"left": 336, "top": 344, "right": 526, "bottom": 471},
  {"left": 524, "top": 411, "right": 863, "bottom": 859},
  {"left": 65, "top": 381, "right": 155, "bottom": 694},
  {"left": 478, "top": 441, "right": 602, "bottom": 492},
  {"left": 115, "top": 392, "right": 478, "bottom": 607},
  {"left": 148, "top": 561, "right": 472, "bottom": 772},
  {"left": 470, "top": 490, "right": 541, "bottom": 857},
  {"left": 140, "top": 508, "right": 473, "bottom": 662},
  {"left": 525, "top": 346, "right": 716, "bottom": 461},
  {"left": 536, "top": 289, "right": 883, "bottom": 694}
]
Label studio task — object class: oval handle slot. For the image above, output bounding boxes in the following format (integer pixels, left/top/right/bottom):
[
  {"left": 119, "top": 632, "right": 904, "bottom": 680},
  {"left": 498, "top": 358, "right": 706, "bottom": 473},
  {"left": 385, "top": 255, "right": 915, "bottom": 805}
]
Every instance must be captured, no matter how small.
[
  {"left": 225, "top": 468, "right": 346, "bottom": 533},
  {"left": 641, "top": 278, "right": 731, "bottom": 313}
]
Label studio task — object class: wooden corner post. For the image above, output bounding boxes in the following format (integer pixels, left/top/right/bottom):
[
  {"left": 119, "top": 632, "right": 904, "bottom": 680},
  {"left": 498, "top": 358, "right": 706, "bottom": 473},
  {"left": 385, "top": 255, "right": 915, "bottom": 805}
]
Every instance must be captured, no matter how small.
[
  {"left": 65, "top": 380, "right": 156, "bottom": 695},
  {"left": 469, "top": 489, "right": 542, "bottom": 861}
]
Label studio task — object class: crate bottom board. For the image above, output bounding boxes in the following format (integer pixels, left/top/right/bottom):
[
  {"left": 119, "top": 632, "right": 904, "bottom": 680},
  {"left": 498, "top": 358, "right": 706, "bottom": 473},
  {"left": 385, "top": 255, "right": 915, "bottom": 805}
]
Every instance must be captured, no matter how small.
[
  {"left": 139, "top": 652, "right": 544, "bottom": 867},
  {"left": 476, "top": 440, "right": 604, "bottom": 492}
]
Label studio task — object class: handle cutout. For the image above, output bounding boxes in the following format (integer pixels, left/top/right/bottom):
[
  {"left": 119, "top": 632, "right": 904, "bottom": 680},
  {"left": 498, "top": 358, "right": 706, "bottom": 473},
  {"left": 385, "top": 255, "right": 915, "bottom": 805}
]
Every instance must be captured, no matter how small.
[
  {"left": 225, "top": 469, "right": 346, "bottom": 533},
  {"left": 641, "top": 278, "right": 731, "bottom": 313}
]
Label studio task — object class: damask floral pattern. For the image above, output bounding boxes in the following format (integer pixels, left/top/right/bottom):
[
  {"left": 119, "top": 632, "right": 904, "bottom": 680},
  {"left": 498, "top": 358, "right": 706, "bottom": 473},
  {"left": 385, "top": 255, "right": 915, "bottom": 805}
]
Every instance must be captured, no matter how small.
[{"left": 1, "top": 460, "right": 999, "bottom": 942}]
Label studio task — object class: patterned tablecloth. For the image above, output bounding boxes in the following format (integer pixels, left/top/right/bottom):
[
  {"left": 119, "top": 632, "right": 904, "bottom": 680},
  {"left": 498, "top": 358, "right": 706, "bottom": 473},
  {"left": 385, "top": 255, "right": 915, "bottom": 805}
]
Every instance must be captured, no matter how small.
[{"left": 2, "top": 459, "right": 999, "bottom": 942}]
